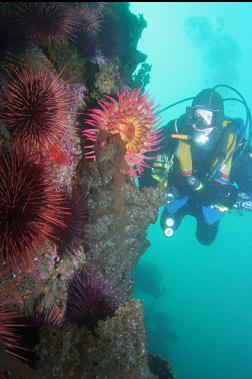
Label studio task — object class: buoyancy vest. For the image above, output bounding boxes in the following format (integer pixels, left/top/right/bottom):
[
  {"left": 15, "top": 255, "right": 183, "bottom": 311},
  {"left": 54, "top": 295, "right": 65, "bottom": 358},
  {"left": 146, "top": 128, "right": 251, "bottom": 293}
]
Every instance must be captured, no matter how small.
[{"left": 175, "top": 119, "right": 239, "bottom": 185}]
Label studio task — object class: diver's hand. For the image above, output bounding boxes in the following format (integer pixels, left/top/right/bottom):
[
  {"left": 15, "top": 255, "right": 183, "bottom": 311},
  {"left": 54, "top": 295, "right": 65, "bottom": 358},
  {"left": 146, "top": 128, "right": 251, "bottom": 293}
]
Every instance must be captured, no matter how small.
[
  {"left": 234, "top": 192, "right": 252, "bottom": 211},
  {"left": 151, "top": 153, "right": 172, "bottom": 187}
]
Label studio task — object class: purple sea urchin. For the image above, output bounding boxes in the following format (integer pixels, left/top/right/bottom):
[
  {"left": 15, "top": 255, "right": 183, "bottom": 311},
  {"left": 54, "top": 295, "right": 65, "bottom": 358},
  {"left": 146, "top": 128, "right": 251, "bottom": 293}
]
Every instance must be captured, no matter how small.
[{"left": 65, "top": 269, "right": 118, "bottom": 330}]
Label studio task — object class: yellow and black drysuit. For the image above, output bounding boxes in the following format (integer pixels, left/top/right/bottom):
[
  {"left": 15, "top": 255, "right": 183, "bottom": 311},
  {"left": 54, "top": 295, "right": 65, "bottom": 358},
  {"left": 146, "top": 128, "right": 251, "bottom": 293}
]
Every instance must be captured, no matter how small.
[{"left": 139, "top": 114, "right": 250, "bottom": 245}]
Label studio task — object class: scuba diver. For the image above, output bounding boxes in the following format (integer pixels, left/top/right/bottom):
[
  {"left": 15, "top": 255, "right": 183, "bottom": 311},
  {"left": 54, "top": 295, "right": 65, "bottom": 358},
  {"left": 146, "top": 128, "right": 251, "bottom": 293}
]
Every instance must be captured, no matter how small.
[{"left": 139, "top": 85, "right": 252, "bottom": 245}]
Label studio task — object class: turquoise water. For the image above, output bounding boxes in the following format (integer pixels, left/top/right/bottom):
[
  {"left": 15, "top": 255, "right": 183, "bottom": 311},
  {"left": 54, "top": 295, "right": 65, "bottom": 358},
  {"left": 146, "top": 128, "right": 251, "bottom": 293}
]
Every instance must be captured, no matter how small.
[{"left": 130, "top": 3, "right": 252, "bottom": 379}]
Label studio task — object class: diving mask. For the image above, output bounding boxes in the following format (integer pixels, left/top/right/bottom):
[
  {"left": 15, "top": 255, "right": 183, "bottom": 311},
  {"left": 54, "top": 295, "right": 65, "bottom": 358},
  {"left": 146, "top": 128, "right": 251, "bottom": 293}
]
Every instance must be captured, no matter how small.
[
  {"left": 186, "top": 106, "right": 220, "bottom": 129},
  {"left": 186, "top": 106, "right": 222, "bottom": 148}
]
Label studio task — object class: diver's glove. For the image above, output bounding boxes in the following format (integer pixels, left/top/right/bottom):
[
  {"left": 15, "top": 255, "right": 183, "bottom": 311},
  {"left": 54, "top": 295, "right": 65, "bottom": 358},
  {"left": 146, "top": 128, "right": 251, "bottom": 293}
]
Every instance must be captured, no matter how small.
[
  {"left": 233, "top": 192, "right": 252, "bottom": 211},
  {"left": 186, "top": 176, "right": 204, "bottom": 191},
  {"left": 151, "top": 153, "right": 174, "bottom": 187},
  {"left": 193, "top": 182, "right": 238, "bottom": 208}
]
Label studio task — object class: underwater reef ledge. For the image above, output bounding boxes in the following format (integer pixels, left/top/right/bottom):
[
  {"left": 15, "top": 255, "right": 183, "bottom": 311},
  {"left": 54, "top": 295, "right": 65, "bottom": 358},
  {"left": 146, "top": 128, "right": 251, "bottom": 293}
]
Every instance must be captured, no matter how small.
[
  {"left": 0, "top": 301, "right": 157, "bottom": 379},
  {"left": 0, "top": 134, "right": 163, "bottom": 379},
  {"left": 0, "top": 2, "right": 175, "bottom": 378}
]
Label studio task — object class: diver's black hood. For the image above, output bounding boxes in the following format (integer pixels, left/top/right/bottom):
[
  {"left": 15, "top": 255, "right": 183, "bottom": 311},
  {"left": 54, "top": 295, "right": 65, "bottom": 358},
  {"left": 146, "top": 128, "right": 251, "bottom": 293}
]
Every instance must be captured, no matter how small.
[{"left": 192, "top": 88, "right": 224, "bottom": 127}]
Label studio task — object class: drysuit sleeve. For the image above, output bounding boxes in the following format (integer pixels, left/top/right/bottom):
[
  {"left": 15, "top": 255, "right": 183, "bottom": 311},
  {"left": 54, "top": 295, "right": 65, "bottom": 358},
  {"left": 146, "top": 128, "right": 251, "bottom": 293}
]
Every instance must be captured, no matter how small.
[
  {"left": 229, "top": 144, "right": 252, "bottom": 210},
  {"left": 193, "top": 181, "right": 238, "bottom": 208},
  {"left": 231, "top": 145, "right": 252, "bottom": 193}
]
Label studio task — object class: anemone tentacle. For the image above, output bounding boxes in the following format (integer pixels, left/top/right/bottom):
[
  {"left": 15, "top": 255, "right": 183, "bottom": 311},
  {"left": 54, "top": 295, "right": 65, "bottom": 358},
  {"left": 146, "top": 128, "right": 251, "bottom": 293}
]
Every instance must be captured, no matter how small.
[{"left": 84, "top": 89, "right": 163, "bottom": 176}]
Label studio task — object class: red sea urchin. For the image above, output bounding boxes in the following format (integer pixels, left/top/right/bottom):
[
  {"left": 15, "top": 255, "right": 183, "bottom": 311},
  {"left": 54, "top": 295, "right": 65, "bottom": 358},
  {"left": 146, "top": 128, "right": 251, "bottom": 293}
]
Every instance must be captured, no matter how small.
[
  {"left": 12, "top": 2, "right": 77, "bottom": 47},
  {"left": 65, "top": 269, "right": 118, "bottom": 330},
  {"left": 57, "top": 190, "right": 87, "bottom": 257},
  {"left": 0, "top": 64, "right": 71, "bottom": 150},
  {"left": 0, "top": 285, "right": 25, "bottom": 360},
  {"left": 77, "top": 2, "right": 109, "bottom": 16},
  {"left": 0, "top": 371, "right": 8, "bottom": 379},
  {"left": 85, "top": 89, "right": 163, "bottom": 177},
  {"left": 74, "top": 4, "right": 103, "bottom": 36},
  {"left": 0, "top": 148, "right": 69, "bottom": 268}
]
